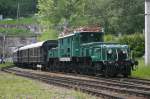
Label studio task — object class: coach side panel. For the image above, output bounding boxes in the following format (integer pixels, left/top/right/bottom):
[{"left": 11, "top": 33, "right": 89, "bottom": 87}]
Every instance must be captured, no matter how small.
[{"left": 28, "top": 47, "right": 44, "bottom": 64}]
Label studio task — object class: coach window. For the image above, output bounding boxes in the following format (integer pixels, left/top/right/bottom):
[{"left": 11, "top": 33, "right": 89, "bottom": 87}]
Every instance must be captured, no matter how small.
[
  {"left": 40, "top": 48, "right": 42, "bottom": 58},
  {"left": 35, "top": 48, "right": 37, "bottom": 56},
  {"left": 25, "top": 50, "right": 27, "bottom": 57},
  {"left": 34, "top": 48, "right": 36, "bottom": 56},
  {"left": 33, "top": 48, "right": 35, "bottom": 56},
  {"left": 29, "top": 49, "right": 32, "bottom": 56},
  {"left": 36, "top": 48, "right": 38, "bottom": 57},
  {"left": 38, "top": 48, "right": 40, "bottom": 56},
  {"left": 32, "top": 48, "right": 34, "bottom": 56},
  {"left": 36, "top": 48, "right": 38, "bottom": 56}
]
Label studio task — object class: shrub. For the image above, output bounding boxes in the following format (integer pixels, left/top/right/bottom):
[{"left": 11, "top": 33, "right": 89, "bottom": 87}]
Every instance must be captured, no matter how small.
[
  {"left": 104, "top": 34, "right": 117, "bottom": 42},
  {"left": 117, "top": 33, "right": 144, "bottom": 58},
  {"left": 0, "top": 28, "right": 34, "bottom": 37}
]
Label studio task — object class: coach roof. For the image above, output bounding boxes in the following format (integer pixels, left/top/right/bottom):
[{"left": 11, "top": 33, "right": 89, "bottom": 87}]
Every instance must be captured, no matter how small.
[
  {"left": 19, "top": 41, "right": 44, "bottom": 51},
  {"left": 13, "top": 40, "right": 58, "bottom": 52}
]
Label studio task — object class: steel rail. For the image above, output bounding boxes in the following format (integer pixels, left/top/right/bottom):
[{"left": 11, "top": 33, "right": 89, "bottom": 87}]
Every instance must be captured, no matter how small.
[
  {"left": 2, "top": 68, "right": 126, "bottom": 99},
  {"left": 3, "top": 67, "right": 150, "bottom": 98}
]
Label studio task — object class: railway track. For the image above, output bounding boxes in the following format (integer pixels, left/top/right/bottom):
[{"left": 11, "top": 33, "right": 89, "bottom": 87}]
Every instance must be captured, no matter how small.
[
  {"left": 57, "top": 72, "right": 150, "bottom": 87},
  {"left": 2, "top": 67, "right": 150, "bottom": 99}
]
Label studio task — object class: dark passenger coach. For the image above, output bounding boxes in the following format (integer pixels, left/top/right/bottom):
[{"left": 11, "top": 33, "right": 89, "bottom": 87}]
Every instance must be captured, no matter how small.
[{"left": 13, "top": 40, "right": 57, "bottom": 69}]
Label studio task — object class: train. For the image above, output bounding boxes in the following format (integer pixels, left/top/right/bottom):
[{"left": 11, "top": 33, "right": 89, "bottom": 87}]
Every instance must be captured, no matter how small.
[{"left": 13, "top": 26, "right": 138, "bottom": 77}]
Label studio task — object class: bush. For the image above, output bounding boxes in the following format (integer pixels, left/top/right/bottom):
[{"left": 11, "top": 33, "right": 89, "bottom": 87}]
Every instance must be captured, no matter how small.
[
  {"left": 104, "top": 34, "right": 117, "bottom": 42},
  {"left": 38, "top": 29, "right": 58, "bottom": 41},
  {"left": 117, "top": 33, "right": 144, "bottom": 58},
  {"left": 0, "top": 28, "right": 34, "bottom": 37}
]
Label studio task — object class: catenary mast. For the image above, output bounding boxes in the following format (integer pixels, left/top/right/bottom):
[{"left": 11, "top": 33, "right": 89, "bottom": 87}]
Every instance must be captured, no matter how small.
[{"left": 145, "top": 0, "right": 150, "bottom": 65}]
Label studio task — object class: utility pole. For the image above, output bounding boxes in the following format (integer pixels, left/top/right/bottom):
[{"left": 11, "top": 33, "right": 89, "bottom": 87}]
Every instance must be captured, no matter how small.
[
  {"left": 145, "top": 0, "right": 150, "bottom": 65},
  {"left": 17, "top": 1, "right": 20, "bottom": 20},
  {"left": 2, "top": 35, "right": 5, "bottom": 59},
  {"left": 0, "top": 33, "right": 6, "bottom": 61}
]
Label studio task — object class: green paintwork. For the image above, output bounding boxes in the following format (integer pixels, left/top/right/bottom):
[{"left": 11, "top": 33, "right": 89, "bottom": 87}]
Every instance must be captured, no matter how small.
[
  {"left": 56, "top": 32, "right": 103, "bottom": 58},
  {"left": 48, "top": 31, "right": 130, "bottom": 62},
  {"left": 81, "top": 42, "right": 129, "bottom": 61},
  {"left": 48, "top": 48, "right": 58, "bottom": 58}
]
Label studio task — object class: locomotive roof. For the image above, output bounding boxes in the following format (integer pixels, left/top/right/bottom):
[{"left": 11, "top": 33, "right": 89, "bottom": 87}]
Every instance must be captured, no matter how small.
[
  {"left": 59, "top": 26, "right": 102, "bottom": 39},
  {"left": 58, "top": 31, "right": 103, "bottom": 39},
  {"left": 58, "top": 33, "right": 75, "bottom": 39}
]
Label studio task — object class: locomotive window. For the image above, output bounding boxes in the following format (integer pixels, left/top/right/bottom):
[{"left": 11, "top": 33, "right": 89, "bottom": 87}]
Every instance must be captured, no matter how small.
[
  {"left": 67, "top": 38, "right": 70, "bottom": 44},
  {"left": 62, "top": 39, "right": 63, "bottom": 45},
  {"left": 67, "top": 48, "right": 70, "bottom": 52},
  {"left": 94, "top": 49, "right": 100, "bottom": 56},
  {"left": 95, "top": 49, "right": 100, "bottom": 53},
  {"left": 118, "top": 50, "right": 128, "bottom": 60},
  {"left": 86, "top": 49, "right": 89, "bottom": 56},
  {"left": 80, "top": 32, "right": 103, "bottom": 43}
]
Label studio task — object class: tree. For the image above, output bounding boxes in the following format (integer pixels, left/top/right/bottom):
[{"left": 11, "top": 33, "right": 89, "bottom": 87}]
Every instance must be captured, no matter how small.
[
  {"left": 0, "top": 0, "right": 37, "bottom": 18},
  {"left": 37, "top": 0, "right": 144, "bottom": 35},
  {"left": 106, "top": 0, "right": 144, "bottom": 34}
]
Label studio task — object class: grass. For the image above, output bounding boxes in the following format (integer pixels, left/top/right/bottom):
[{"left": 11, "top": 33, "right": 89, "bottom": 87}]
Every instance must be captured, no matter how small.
[
  {"left": 0, "top": 17, "right": 37, "bottom": 25},
  {"left": 132, "top": 58, "right": 150, "bottom": 79},
  {"left": 38, "top": 29, "right": 58, "bottom": 41},
  {"left": 0, "top": 17, "right": 38, "bottom": 37},
  {"left": 0, "top": 28, "right": 35, "bottom": 37},
  {"left": 0, "top": 62, "right": 13, "bottom": 68},
  {"left": 0, "top": 72, "right": 96, "bottom": 99},
  {"left": 0, "top": 63, "right": 96, "bottom": 99}
]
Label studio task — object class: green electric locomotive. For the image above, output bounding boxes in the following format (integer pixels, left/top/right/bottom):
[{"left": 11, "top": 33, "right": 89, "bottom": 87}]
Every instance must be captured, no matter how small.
[{"left": 48, "top": 27, "right": 138, "bottom": 77}]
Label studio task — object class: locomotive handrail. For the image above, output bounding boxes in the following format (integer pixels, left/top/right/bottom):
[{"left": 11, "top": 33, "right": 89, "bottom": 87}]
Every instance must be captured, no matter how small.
[{"left": 81, "top": 42, "right": 120, "bottom": 46}]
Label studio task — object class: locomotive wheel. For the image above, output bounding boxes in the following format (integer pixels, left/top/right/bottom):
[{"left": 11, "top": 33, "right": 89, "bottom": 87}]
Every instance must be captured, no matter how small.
[
  {"left": 94, "top": 63, "right": 101, "bottom": 75},
  {"left": 122, "top": 65, "right": 130, "bottom": 78},
  {"left": 123, "top": 74, "right": 128, "bottom": 78},
  {"left": 104, "top": 65, "right": 114, "bottom": 77},
  {"left": 104, "top": 66, "right": 109, "bottom": 77},
  {"left": 110, "top": 66, "right": 117, "bottom": 77}
]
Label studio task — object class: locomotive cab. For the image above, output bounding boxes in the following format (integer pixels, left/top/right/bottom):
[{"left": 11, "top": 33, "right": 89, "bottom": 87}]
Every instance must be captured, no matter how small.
[{"left": 80, "top": 32, "right": 104, "bottom": 43}]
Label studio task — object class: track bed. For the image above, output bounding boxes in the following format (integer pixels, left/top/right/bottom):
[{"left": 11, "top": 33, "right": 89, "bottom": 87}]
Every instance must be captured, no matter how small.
[{"left": 2, "top": 66, "right": 150, "bottom": 99}]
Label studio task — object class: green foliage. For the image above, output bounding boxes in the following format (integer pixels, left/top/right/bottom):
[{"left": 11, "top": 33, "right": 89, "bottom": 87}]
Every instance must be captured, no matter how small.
[
  {"left": 0, "top": 28, "right": 34, "bottom": 37},
  {"left": 0, "top": 17, "right": 37, "bottom": 37},
  {"left": 0, "top": 0, "right": 37, "bottom": 18},
  {"left": 38, "top": 29, "right": 58, "bottom": 41},
  {"left": 106, "top": 0, "right": 144, "bottom": 34},
  {"left": 0, "top": 62, "right": 13, "bottom": 68},
  {"left": 104, "top": 34, "right": 117, "bottom": 42},
  {"left": 37, "top": 0, "right": 144, "bottom": 35},
  {"left": 118, "top": 34, "right": 144, "bottom": 57},
  {"left": 132, "top": 58, "right": 150, "bottom": 80}
]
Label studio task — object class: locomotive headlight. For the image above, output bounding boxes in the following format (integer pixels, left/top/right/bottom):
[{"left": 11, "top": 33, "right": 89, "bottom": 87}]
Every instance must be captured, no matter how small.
[
  {"left": 108, "top": 49, "right": 112, "bottom": 54},
  {"left": 122, "top": 50, "right": 126, "bottom": 54}
]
